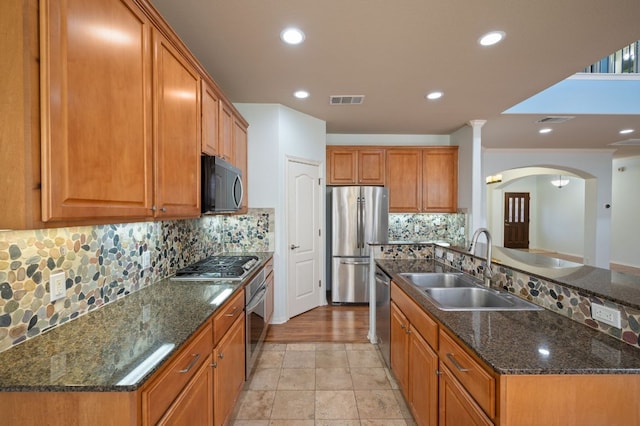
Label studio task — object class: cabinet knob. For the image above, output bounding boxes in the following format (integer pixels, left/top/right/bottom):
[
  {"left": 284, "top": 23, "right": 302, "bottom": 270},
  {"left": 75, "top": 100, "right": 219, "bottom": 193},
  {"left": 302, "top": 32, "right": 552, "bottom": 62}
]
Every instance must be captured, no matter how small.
[
  {"left": 218, "top": 353, "right": 224, "bottom": 359},
  {"left": 161, "top": 207, "right": 167, "bottom": 212},
  {"left": 211, "top": 362, "right": 218, "bottom": 368},
  {"left": 151, "top": 205, "right": 157, "bottom": 212}
]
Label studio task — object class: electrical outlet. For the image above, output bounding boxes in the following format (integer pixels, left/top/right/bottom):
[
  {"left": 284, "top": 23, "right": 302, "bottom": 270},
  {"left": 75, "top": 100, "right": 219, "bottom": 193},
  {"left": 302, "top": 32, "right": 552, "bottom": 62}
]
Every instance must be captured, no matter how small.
[
  {"left": 50, "top": 272, "right": 66, "bottom": 302},
  {"left": 413, "top": 224, "right": 420, "bottom": 233},
  {"left": 591, "top": 303, "right": 621, "bottom": 328},
  {"left": 446, "top": 252, "right": 454, "bottom": 262},
  {"left": 435, "top": 248, "right": 443, "bottom": 258},
  {"left": 142, "top": 251, "right": 151, "bottom": 269}
]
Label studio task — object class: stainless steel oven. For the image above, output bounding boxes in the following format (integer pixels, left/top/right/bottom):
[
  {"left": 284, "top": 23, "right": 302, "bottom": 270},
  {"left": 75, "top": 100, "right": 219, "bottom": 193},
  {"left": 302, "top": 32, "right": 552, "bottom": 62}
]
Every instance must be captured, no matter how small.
[{"left": 245, "top": 269, "right": 267, "bottom": 378}]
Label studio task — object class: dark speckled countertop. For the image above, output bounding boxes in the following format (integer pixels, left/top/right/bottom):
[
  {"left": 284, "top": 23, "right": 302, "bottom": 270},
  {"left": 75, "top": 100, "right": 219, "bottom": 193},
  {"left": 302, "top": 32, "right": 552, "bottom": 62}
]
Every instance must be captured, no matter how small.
[
  {"left": 0, "top": 252, "right": 273, "bottom": 392},
  {"left": 377, "top": 258, "right": 640, "bottom": 375}
]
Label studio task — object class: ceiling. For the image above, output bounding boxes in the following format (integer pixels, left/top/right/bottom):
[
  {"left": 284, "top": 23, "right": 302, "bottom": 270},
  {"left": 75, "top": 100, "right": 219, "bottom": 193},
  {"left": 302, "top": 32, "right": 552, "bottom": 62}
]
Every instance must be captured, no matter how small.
[{"left": 150, "top": 0, "right": 640, "bottom": 157}]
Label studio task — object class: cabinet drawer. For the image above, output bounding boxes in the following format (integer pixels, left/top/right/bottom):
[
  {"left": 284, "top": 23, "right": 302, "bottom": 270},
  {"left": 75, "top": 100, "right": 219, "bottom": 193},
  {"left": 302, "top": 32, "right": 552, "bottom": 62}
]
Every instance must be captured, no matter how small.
[
  {"left": 213, "top": 289, "right": 244, "bottom": 346},
  {"left": 143, "top": 322, "right": 212, "bottom": 425},
  {"left": 439, "top": 330, "right": 495, "bottom": 419},
  {"left": 391, "top": 282, "right": 438, "bottom": 349}
]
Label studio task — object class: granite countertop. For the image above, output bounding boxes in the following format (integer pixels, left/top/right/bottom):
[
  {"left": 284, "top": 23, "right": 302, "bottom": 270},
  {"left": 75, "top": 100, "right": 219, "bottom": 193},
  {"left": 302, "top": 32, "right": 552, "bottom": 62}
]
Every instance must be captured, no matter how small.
[
  {"left": 377, "top": 258, "right": 640, "bottom": 375},
  {"left": 0, "top": 252, "right": 273, "bottom": 392}
]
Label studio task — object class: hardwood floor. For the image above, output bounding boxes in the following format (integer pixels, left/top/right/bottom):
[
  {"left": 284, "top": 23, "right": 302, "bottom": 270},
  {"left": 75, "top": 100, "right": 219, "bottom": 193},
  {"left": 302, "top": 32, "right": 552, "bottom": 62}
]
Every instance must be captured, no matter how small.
[{"left": 265, "top": 305, "right": 370, "bottom": 343}]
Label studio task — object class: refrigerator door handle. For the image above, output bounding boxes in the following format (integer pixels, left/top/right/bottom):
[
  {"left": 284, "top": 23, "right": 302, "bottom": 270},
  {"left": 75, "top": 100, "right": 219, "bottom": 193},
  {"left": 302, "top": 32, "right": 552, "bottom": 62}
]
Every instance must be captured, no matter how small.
[
  {"left": 340, "top": 260, "right": 370, "bottom": 266},
  {"left": 356, "top": 197, "right": 362, "bottom": 249},
  {"left": 359, "top": 197, "right": 365, "bottom": 249}
]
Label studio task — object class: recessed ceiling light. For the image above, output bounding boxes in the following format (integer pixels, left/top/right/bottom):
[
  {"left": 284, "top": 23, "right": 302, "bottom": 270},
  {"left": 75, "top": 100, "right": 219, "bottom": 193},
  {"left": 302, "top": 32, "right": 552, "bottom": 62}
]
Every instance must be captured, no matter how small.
[
  {"left": 479, "top": 31, "right": 505, "bottom": 46},
  {"left": 539, "top": 128, "right": 553, "bottom": 134},
  {"left": 280, "top": 27, "right": 305, "bottom": 45},
  {"left": 619, "top": 129, "right": 635, "bottom": 134},
  {"left": 294, "top": 90, "right": 309, "bottom": 99},
  {"left": 425, "top": 91, "right": 443, "bottom": 100}
]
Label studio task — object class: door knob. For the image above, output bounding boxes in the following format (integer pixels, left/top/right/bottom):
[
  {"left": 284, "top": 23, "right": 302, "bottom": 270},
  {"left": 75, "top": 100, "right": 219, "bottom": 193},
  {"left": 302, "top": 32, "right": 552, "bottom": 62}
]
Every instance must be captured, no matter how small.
[{"left": 290, "top": 244, "right": 300, "bottom": 250}]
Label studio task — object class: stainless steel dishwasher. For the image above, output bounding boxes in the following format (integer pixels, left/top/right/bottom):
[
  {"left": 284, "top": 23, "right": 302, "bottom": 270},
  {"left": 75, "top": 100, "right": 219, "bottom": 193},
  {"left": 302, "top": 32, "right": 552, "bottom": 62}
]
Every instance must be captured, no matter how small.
[{"left": 374, "top": 266, "right": 391, "bottom": 368}]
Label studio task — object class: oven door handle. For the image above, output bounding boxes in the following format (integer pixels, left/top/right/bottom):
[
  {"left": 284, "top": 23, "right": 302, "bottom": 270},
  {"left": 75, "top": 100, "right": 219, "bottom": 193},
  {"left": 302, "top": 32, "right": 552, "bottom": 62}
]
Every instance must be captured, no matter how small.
[{"left": 246, "top": 285, "right": 267, "bottom": 311}]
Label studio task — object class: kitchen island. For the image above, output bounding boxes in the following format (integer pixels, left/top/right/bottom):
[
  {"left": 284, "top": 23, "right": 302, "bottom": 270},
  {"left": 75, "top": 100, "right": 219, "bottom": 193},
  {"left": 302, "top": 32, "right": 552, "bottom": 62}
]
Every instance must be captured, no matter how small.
[
  {"left": 0, "top": 252, "right": 273, "bottom": 425},
  {"left": 377, "top": 256, "right": 640, "bottom": 425}
]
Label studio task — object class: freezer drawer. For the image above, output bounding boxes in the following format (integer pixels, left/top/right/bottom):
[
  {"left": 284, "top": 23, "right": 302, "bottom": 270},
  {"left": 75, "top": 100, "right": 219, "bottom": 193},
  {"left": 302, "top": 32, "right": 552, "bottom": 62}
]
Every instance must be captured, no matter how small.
[{"left": 332, "top": 257, "right": 370, "bottom": 303}]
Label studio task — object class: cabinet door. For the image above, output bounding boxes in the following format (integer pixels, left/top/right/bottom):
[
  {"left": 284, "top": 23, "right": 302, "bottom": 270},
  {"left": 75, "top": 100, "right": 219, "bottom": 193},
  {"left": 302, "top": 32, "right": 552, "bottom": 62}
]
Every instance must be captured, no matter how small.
[
  {"left": 201, "top": 80, "right": 220, "bottom": 155},
  {"left": 358, "top": 149, "right": 385, "bottom": 185},
  {"left": 158, "top": 357, "right": 213, "bottom": 426},
  {"left": 153, "top": 30, "right": 201, "bottom": 218},
  {"left": 390, "top": 302, "right": 409, "bottom": 393},
  {"left": 409, "top": 328, "right": 439, "bottom": 426},
  {"left": 218, "top": 100, "right": 234, "bottom": 162},
  {"left": 327, "top": 149, "right": 358, "bottom": 185},
  {"left": 423, "top": 148, "right": 458, "bottom": 213},
  {"left": 213, "top": 314, "right": 245, "bottom": 426},
  {"left": 439, "top": 365, "right": 493, "bottom": 426},
  {"left": 233, "top": 117, "right": 248, "bottom": 214},
  {"left": 41, "top": 0, "right": 153, "bottom": 221},
  {"left": 386, "top": 149, "right": 422, "bottom": 212}
]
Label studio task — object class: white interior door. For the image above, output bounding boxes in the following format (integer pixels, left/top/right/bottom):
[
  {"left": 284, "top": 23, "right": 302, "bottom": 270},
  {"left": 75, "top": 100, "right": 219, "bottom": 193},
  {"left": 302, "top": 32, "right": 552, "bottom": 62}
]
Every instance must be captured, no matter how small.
[{"left": 287, "top": 158, "right": 321, "bottom": 318}]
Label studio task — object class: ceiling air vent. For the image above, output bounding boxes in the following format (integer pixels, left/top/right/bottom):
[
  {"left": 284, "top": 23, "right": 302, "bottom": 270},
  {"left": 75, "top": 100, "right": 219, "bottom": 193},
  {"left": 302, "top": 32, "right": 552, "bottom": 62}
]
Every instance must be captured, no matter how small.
[
  {"left": 329, "top": 95, "right": 365, "bottom": 105},
  {"left": 535, "top": 116, "right": 575, "bottom": 124},
  {"left": 610, "top": 139, "right": 640, "bottom": 146}
]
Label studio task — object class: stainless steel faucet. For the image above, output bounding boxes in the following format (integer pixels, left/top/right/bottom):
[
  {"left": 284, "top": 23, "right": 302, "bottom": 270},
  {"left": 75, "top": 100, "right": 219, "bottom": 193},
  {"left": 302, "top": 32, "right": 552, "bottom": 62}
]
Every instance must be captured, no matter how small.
[{"left": 469, "top": 228, "right": 493, "bottom": 287}]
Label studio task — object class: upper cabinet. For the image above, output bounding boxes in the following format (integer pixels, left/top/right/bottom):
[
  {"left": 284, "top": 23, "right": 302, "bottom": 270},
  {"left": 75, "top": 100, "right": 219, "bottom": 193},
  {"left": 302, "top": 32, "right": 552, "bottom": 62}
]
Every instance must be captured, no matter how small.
[
  {"left": 326, "top": 146, "right": 385, "bottom": 185},
  {"left": 201, "top": 80, "right": 220, "bottom": 156},
  {"left": 2, "top": 0, "right": 249, "bottom": 228},
  {"left": 152, "top": 29, "right": 201, "bottom": 218},
  {"left": 422, "top": 147, "right": 458, "bottom": 213},
  {"left": 218, "top": 100, "right": 235, "bottom": 163},
  {"left": 40, "top": 0, "right": 154, "bottom": 221},
  {"left": 386, "top": 147, "right": 458, "bottom": 213},
  {"left": 386, "top": 149, "right": 423, "bottom": 213}
]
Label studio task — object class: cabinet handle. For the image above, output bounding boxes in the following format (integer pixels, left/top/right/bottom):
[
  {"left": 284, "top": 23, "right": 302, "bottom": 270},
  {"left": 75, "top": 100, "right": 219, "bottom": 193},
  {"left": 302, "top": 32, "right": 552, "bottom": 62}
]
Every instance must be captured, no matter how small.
[
  {"left": 446, "top": 353, "right": 469, "bottom": 372},
  {"left": 150, "top": 205, "right": 157, "bottom": 212},
  {"left": 400, "top": 324, "right": 406, "bottom": 330},
  {"left": 179, "top": 353, "right": 201, "bottom": 373},
  {"left": 224, "top": 306, "right": 238, "bottom": 317},
  {"left": 218, "top": 353, "right": 224, "bottom": 359},
  {"left": 161, "top": 207, "right": 167, "bottom": 212},
  {"left": 405, "top": 329, "right": 411, "bottom": 335},
  {"left": 436, "top": 370, "right": 442, "bottom": 376},
  {"left": 211, "top": 361, "right": 218, "bottom": 368}
]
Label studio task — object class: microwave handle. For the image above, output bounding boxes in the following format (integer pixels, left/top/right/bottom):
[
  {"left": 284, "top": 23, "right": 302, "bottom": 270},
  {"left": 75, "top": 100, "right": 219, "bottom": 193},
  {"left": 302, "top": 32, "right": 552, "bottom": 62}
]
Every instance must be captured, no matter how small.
[{"left": 234, "top": 174, "right": 244, "bottom": 209}]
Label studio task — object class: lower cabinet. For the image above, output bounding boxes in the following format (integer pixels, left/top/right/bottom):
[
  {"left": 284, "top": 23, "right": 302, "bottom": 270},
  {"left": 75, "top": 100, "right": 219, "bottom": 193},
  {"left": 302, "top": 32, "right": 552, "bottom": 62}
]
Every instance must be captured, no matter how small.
[
  {"left": 212, "top": 314, "right": 245, "bottom": 426},
  {"left": 158, "top": 356, "right": 213, "bottom": 426},
  {"left": 390, "top": 301, "right": 438, "bottom": 426},
  {"left": 439, "top": 364, "right": 493, "bottom": 426}
]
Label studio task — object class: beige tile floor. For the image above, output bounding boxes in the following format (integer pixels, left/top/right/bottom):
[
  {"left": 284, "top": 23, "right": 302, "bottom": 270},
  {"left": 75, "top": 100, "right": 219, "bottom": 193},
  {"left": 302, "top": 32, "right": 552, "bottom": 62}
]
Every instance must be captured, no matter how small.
[{"left": 230, "top": 342, "right": 417, "bottom": 425}]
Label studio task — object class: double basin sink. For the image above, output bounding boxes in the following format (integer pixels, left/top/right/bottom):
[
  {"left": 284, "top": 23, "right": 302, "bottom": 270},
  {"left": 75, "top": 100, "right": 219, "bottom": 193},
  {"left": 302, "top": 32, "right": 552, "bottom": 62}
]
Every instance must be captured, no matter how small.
[{"left": 399, "top": 272, "right": 542, "bottom": 311}]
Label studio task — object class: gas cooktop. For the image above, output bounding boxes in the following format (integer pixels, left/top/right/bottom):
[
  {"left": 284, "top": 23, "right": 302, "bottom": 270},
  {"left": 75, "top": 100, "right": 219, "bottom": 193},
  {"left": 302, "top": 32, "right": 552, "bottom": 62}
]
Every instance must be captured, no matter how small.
[{"left": 171, "top": 255, "right": 259, "bottom": 281}]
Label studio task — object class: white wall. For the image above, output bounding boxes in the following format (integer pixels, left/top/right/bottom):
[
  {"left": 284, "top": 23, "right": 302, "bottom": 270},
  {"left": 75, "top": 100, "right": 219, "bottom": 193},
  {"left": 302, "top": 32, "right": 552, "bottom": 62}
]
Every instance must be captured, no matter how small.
[
  {"left": 235, "top": 103, "right": 326, "bottom": 324},
  {"left": 483, "top": 149, "right": 612, "bottom": 267},
  {"left": 450, "top": 125, "right": 473, "bottom": 212},
  {"left": 535, "top": 175, "right": 585, "bottom": 256},
  {"left": 611, "top": 156, "right": 640, "bottom": 268}
]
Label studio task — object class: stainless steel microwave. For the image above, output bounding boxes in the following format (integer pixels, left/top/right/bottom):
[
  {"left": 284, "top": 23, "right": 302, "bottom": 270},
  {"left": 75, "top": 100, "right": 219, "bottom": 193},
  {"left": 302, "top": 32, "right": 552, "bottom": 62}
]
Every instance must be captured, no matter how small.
[{"left": 201, "top": 156, "right": 243, "bottom": 213}]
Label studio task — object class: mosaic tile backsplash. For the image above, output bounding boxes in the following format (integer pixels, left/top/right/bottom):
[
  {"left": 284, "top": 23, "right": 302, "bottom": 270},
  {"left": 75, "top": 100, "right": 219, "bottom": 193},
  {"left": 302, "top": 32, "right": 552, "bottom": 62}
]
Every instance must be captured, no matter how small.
[
  {"left": 388, "top": 213, "right": 466, "bottom": 245},
  {"left": 0, "top": 208, "right": 275, "bottom": 352}
]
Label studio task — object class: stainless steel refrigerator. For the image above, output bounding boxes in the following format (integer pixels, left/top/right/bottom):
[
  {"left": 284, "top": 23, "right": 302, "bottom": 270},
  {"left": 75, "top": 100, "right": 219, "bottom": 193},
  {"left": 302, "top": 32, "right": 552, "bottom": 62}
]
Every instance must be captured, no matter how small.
[{"left": 328, "top": 186, "right": 388, "bottom": 303}]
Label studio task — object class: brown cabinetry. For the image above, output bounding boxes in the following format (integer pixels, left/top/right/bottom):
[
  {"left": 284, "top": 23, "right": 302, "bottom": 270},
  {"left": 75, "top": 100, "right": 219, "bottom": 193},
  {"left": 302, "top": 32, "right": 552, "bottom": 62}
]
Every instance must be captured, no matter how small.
[
  {"left": 386, "top": 147, "right": 458, "bottom": 213},
  {"left": 391, "top": 283, "right": 439, "bottom": 426},
  {"left": 439, "top": 364, "right": 493, "bottom": 426},
  {"left": 40, "top": 0, "right": 154, "bottom": 222},
  {"left": 201, "top": 79, "right": 220, "bottom": 156},
  {"left": 152, "top": 29, "right": 201, "bottom": 219},
  {"left": 212, "top": 313, "right": 245, "bottom": 426},
  {"left": 386, "top": 149, "right": 422, "bottom": 212},
  {"left": 326, "top": 147, "right": 385, "bottom": 185},
  {"left": 218, "top": 100, "right": 235, "bottom": 163}
]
